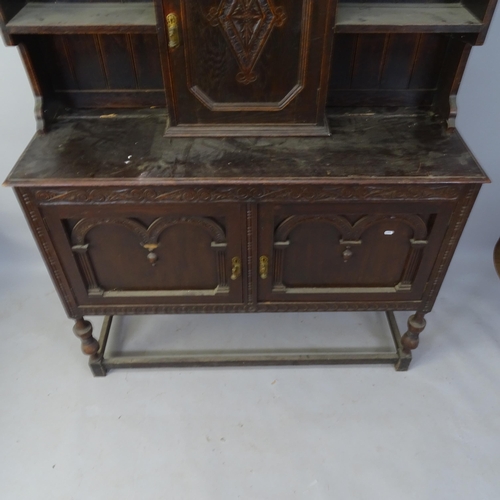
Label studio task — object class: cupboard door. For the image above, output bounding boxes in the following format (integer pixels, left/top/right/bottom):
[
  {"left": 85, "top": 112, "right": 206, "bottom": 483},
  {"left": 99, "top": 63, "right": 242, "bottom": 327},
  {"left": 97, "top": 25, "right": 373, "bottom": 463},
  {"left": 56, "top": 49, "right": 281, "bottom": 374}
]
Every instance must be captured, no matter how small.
[
  {"left": 43, "top": 203, "right": 244, "bottom": 306},
  {"left": 257, "top": 203, "right": 452, "bottom": 303},
  {"left": 162, "top": 0, "right": 332, "bottom": 132}
]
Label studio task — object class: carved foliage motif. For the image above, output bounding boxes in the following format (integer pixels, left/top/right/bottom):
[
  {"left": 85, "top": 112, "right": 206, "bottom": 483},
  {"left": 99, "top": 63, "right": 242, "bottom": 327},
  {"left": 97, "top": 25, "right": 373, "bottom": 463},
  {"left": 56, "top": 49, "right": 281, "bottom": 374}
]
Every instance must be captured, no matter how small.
[
  {"left": 34, "top": 185, "right": 461, "bottom": 205},
  {"left": 422, "top": 185, "right": 479, "bottom": 312},
  {"left": 207, "top": 0, "right": 286, "bottom": 84},
  {"left": 19, "top": 190, "right": 79, "bottom": 317},
  {"left": 275, "top": 214, "right": 428, "bottom": 243}
]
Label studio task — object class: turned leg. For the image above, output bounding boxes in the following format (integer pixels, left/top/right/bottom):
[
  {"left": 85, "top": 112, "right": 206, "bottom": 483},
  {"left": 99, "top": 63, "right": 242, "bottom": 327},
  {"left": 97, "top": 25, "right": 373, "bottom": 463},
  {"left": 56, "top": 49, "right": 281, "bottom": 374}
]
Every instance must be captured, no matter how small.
[
  {"left": 73, "top": 318, "right": 99, "bottom": 355},
  {"left": 401, "top": 312, "right": 427, "bottom": 354},
  {"left": 72, "top": 318, "right": 107, "bottom": 376}
]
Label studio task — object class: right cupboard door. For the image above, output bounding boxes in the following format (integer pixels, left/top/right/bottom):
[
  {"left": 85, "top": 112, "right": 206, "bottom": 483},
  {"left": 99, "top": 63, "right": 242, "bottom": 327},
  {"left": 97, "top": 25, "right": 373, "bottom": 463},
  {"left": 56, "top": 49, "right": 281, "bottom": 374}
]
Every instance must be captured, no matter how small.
[{"left": 257, "top": 202, "right": 453, "bottom": 303}]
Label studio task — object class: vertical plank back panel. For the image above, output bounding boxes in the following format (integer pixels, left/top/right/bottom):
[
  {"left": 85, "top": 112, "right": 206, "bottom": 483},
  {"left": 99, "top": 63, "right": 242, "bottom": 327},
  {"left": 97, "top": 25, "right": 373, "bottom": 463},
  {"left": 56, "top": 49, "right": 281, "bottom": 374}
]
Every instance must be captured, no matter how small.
[
  {"left": 409, "top": 34, "right": 450, "bottom": 89},
  {"left": 351, "top": 34, "right": 387, "bottom": 89},
  {"left": 130, "top": 34, "right": 164, "bottom": 89},
  {"left": 99, "top": 34, "right": 138, "bottom": 89},
  {"left": 45, "top": 36, "right": 79, "bottom": 90},
  {"left": 380, "top": 34, "right": 420, "bottom": 90},
  {"left": 328, "top": 34, "right": 357, "bottom": 90},
  {"left": 327, "top": 33, "right": 453, "bottom": 108},
  {"left": 19, "top": 33, "right": 166, "bottom": 108},
  {"left": 65, "top": 34, "right": 108, "bottom": 89}
]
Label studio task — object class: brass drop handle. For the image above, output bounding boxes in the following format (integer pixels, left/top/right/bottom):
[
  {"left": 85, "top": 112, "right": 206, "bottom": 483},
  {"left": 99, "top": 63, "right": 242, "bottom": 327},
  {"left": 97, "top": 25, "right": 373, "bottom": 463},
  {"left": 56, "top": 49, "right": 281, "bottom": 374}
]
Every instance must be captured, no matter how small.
[
  {"left": 343, "top": 246, "right": 353, "bottom": 262},
  {"left": 142, "top": 243, "right": 159, "bottom": 266},
  {"left": 166, "top": 13, "right": 180, "bottom": 49},
  {"left": 231, "top": 257, "right": 241, "bottom": 280},
  {"left": 259, "top": 255, "right": 268, "bottom": 279}
]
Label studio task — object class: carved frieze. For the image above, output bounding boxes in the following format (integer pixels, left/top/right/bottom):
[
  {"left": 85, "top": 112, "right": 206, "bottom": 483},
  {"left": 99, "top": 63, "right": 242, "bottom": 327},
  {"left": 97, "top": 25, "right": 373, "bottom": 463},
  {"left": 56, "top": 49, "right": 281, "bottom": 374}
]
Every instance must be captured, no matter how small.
[{"left": 34, "top": 184, "right": 461, "bottom": 205}]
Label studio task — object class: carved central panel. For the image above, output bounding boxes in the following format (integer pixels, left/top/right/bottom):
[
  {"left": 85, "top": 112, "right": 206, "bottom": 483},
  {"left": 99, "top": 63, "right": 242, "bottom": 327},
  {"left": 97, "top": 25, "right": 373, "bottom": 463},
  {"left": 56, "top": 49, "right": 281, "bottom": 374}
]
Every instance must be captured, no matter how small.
[
  {"left": 271, "top": 214, "right": 429, "bottom": 293},
  {"left": 208, "top": 0, "right": 286, "bottom": 84},
  {"left": 70, "top": 216, "right": 230, "bottom": 297}
]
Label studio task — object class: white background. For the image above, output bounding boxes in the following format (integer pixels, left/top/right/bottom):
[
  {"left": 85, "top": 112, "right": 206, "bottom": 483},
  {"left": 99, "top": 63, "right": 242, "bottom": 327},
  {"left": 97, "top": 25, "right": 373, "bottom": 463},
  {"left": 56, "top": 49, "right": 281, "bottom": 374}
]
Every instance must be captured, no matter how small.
[{"left": 1, "top": 14, "right": 500, "bottom": 500}]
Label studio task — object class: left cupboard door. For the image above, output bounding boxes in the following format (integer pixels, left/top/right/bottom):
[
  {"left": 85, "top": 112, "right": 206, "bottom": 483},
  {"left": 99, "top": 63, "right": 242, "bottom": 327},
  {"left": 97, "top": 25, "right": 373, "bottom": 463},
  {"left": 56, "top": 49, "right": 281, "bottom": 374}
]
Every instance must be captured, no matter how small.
[{"left": 42, "top": 203, "right": 244, "bottom": 307}]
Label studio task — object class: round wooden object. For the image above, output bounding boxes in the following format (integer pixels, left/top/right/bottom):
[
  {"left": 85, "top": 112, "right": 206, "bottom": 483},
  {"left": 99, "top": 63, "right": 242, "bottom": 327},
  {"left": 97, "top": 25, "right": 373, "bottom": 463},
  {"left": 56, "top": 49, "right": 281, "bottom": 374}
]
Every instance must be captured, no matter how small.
[{"left": 494, "top": 238, "right": 500, "bottom": 279}]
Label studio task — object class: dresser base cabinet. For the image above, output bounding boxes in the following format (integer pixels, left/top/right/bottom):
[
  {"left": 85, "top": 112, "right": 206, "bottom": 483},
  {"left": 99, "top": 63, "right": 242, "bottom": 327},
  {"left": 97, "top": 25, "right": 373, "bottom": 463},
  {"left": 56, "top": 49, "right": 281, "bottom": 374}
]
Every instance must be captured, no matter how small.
[
  {"left": 12, "top": 173, "right": 482, "bottom": 375},
  {"left": 5, "top": 111, "right": 487, "bottom": 375},
  {"left": 1, "top": 0, "right": 496, "bottom": 375}
]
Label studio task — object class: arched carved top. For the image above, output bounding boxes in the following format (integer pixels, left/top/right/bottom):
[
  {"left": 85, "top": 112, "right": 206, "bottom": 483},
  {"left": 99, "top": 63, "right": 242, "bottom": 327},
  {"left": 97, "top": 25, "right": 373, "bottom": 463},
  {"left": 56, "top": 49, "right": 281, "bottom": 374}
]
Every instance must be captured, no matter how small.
[
  {"left": 72, "top": 218, "right": 146, "bottom": 245},
  {"left": 71, "top": 216, "right": 226, "bottom": 246},
  {"left": 275, "top": 214, "right": 428, "bottom": 242},
  {"left": 350, "top": 214, "right": 428, "bottom": 241},
  {"left": 147, "top": 216, "right": 226, "bottom": 243},
  {"left": 275, "top": 215, "right": 352, "bottom": 241}
]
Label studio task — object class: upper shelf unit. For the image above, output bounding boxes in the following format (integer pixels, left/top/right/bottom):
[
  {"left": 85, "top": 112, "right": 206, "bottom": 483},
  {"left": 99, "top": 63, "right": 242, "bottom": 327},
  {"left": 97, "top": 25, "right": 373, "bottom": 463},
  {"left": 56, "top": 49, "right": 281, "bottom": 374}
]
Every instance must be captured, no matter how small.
[
  {"left": 335, "top": 3, "right": 482, "bottom": 33},
  {"left": 2, "top": 1, "right": 488, "bottom": 37},
  {"left": 6, "top": 2, "right": 157, "bottom": 35}
]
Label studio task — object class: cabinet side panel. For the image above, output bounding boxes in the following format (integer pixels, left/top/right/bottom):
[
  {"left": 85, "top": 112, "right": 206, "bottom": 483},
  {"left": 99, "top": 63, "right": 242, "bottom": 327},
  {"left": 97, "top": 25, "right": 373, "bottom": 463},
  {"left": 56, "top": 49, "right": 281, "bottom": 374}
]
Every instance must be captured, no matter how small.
[
  {"left": 14, "top": 188, "right": 79, "bottom": 318},
  {"left": 421, "top": 184, "right": 481, "bottom": 313}
]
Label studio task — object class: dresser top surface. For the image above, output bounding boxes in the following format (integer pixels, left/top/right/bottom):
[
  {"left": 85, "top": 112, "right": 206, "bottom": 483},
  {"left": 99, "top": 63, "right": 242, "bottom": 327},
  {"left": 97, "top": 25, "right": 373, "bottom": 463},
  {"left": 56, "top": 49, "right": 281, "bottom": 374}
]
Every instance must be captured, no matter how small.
[{"left": 5, "top": 110, "right": 488, "bottom": 187}]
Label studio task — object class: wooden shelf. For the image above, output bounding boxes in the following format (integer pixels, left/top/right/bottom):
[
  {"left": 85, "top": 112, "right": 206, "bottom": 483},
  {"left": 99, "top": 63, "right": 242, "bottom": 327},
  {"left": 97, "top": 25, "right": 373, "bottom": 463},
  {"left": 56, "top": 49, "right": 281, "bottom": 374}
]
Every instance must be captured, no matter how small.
[
  {"left": 6, "top": 2, "right": 157, "bottom": 35},
  {"left": 4, "top": 111, "right": 488, "bottom": 186},
  {"left": 335, "top": 3, "right": 482, "bottom": 33}
]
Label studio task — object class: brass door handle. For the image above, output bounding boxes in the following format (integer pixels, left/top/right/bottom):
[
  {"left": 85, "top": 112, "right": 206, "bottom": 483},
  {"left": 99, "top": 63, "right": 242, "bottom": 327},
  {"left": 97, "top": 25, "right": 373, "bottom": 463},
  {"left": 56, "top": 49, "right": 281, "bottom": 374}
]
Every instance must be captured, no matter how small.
[
  {"left": 342, "top": 246, "right": 353, "bottom": 262},
  {"left": 259, "top": 255, "right": 268, "bottom": 279},
  {"left": 231, "top": 257, "right": 241, "bottom": 280},
  {"left": 142, "top": 243, "right": 159, "bottom": 266},
  {"left": 166, "top": 13, "right": 180, "bottom": 49}
]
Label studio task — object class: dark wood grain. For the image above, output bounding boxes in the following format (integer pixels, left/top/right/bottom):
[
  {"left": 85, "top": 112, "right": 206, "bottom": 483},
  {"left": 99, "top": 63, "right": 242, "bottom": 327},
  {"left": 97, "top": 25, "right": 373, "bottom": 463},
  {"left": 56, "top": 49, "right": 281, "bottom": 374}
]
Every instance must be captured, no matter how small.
[
  {"left": 161, "top": 0, "right": 335, "bottom": 134},
  {"left": 2, "top": 0, "right": 496, "bottom": 374},
  {"left": 257, "top": 203, "right": 452, "bottom": 303},
  {"left": 351, "top": 34, "right": 387, "bottom": 89},
  {"left": 335, "top": 3, "right": 482, "bottom": 33},
  {"left": 5, "top": 110, "right": 488, "bottom": 186},
  {"left": 494, "top": 238, "right": 500, "bottom": 279},
  {"left": 12, "top": 179, "right": 482, "bottom": 376},
  {"left": 25, "top": 33, "right": 166, "bottom": 109},
  {"left": 130, "top": 34, "right": 164, "bottom": 89},
  {"left": 98, "top": 34, "right": 138, "bottom": 89},
  {"left": 409, "top": 33, "right": 450, "bottom": 89},
  {"left": 327, "top": 33, "right": 451, "bottom": 109},
  {"left": 434, "top": 36, "right": 473, "bottom": 129},
  {"left": 64, "top": 34, "right": 108, "bottom": 89},
  {"left": 43, "top": 204, "right": 244, "bottom": 306},
  {"left": 56, "top": 90, "right": 166, "bottom": 108},
  {"left": 462, "top": 0, "right": 499, "bottom": 43},
  {"left": 6, "top": 3, "right": 157, "bottom": 34},
  {"left": 380, "top": 34, "right": 420, "bottom": 89},
  {"left": 328, "top": 34, "right": 357, "bottom": 90}
]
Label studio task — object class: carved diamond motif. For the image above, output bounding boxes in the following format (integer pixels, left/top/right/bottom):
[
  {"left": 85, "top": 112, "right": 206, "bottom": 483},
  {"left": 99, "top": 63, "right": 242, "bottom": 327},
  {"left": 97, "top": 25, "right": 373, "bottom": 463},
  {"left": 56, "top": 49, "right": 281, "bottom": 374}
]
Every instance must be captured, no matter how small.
[{"left": 208, "top": 0, "right": 286, "bottom": 84}]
